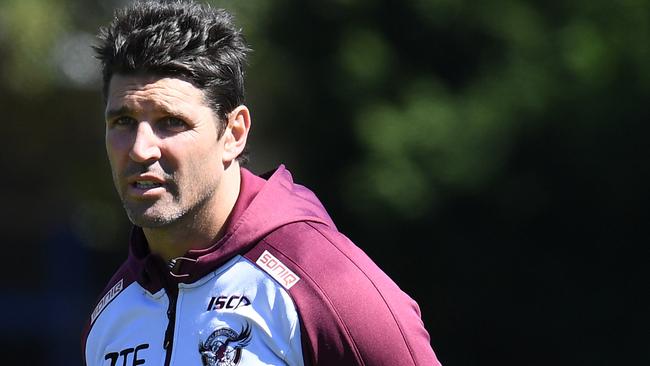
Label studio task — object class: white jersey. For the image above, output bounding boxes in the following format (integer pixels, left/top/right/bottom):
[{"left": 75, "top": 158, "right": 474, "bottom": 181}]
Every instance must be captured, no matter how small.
[{"left": 86, "top": 255, "right": 303, "bottom": 366}]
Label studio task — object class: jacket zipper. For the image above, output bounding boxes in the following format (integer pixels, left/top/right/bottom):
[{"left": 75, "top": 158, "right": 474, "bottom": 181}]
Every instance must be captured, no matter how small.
[{"left": 163, "top": 284, "right": 179, "bottom": 366}]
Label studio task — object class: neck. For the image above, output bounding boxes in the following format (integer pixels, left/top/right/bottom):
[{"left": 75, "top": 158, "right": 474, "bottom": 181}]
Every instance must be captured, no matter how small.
[{"left": 143, "top": 162, "right": 241, "bottom": 261}]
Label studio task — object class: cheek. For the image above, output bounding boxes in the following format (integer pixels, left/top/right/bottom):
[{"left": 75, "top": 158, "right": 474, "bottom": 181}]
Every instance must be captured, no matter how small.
[
  {"left": 105, "top": 133, "right": 133, "bottom": 172},
  {"left": 105, "top": 141, "right": 123, "bottom": 168},
  {"left": 167, "top": 134, "right": 222, "bottom": 164},
  {"left": 181, "top": 147, "right": 222, "bottom": 184},
  {"left": 106, "top": 131, "right": 130, "bottom": 155}
]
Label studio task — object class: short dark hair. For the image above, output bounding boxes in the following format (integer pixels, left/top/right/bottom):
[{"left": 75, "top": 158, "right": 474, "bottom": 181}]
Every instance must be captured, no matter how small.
[{"left": 95, "top": 0, "right": 250, "bottom": 162}]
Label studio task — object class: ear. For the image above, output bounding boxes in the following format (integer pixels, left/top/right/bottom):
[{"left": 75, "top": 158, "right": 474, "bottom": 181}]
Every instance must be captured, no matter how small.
[{"left": 222, "top": 105, "right": 251, "bottom": 163}]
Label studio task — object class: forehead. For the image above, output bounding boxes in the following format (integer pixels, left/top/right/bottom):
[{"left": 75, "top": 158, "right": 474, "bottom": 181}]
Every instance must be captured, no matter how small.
[{"left": 106, "top": 74, "right": 209, "bottom": 114}]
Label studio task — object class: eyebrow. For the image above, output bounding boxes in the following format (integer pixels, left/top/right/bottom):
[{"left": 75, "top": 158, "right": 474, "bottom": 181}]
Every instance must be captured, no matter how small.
[
  {"left": 105, "top": 105, "right": 132, "bottom": 121},
  {"left": 105, "top": 103, "right": 188, "bottom": 122}
]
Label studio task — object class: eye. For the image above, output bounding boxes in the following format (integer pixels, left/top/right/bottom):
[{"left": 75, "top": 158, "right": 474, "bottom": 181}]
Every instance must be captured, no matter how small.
[
  {"left": 109, "top": 116, "right": 137, "bottom": 128},
  {"left": 160, "top": 117, "right": 189, "bottom": 132}
]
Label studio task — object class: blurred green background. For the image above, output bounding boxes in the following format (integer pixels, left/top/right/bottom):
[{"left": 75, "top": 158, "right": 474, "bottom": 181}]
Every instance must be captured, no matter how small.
[{"left": 1, "top": 0, "right": 648, "bottom": 364}]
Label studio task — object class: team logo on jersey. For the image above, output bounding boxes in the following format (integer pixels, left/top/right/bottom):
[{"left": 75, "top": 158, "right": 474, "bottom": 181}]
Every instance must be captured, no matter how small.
[{"left": 199, "top": 324, "right": 252, "bottom": 366}]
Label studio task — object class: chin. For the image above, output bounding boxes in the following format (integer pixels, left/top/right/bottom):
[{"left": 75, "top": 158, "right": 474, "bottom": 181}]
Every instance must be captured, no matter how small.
[
  {"left": 126, "top": 207, "right": 183, "bottom": 228},
  {"left": 129, "top": 217, "right": 175, "bottom": 228}
]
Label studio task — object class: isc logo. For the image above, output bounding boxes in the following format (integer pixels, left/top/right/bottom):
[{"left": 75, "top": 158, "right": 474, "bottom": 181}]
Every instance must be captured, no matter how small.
[
  {"left": 207, "top": 295, "right": 251, "bottom": 311},
  {"left": 256, "top": 250, "right": 301, "bottom": 289}
]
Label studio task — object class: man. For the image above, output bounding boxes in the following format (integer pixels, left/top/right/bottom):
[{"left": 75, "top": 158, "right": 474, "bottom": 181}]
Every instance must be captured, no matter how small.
[{"left": 82, "top": 1, "right": 441, "bottom": 365}]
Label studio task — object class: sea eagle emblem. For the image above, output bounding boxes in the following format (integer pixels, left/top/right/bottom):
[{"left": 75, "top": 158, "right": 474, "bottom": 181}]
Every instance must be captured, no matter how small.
[{"left": 199, "top": 324, "right": 252, "bottom": 366}]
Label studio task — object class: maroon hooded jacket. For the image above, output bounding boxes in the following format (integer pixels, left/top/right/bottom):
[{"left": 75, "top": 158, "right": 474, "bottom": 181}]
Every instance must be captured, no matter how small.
[{"left": 83, "top": 165, "right": 441, "bottom": 365}]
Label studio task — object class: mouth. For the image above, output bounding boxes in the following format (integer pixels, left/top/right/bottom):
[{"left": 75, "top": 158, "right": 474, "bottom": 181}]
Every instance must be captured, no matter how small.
[
  {"left": 124, "top": 172, "right": 167, "bottom": 197},
  {"left": 133, "top": 180, "right": 164, "bottom": 189}
]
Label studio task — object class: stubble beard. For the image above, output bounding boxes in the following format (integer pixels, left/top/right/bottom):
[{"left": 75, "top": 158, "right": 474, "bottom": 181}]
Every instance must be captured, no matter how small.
[
  {"left": 121, "top": 181, "right": 218, "bottom": 230},
  {"left": 124, "top": 200, "right": 184, "bottom": 228}
]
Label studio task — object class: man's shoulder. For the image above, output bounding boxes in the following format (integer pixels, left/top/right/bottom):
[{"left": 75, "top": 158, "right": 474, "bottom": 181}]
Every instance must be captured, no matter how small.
[
  {"left": 255, "top": 220, "right": 356, "bottom": 268},
  {"left": 242, "top": 221, "right": 440, "bottom": 365},
  {"left": 243, "top": 220, "right": 397, "bottom": 298},
  {"left": 81, "top": 256, "right": 141, "bottom": 361},
  {"left": 85, "top": 257, "right": 140, "bottom": 329}
]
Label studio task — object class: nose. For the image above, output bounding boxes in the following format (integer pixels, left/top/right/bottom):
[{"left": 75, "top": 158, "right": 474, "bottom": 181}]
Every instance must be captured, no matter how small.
[{"left": 129, "top": 122, "right": 162, "bottom": 162}]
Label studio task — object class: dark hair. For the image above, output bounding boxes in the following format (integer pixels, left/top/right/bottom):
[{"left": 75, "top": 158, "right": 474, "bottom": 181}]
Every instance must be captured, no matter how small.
[{"left": 95, "top": 0, "right": 251, "bottom": 162}]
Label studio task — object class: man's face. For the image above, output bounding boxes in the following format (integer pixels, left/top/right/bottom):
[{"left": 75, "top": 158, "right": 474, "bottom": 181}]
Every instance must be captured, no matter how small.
[{"left": 105, "top": 74, "right": 226, "bottom": 228}]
